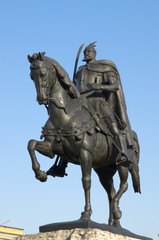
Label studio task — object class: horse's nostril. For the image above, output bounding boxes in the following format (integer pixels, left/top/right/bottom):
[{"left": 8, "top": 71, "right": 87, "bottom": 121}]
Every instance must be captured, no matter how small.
[
  {"left": 36, "top": 97, "right": 47, "bottom": 105},
  {"left": 36, "top": 97, "right": 41, "bottom": 103}
]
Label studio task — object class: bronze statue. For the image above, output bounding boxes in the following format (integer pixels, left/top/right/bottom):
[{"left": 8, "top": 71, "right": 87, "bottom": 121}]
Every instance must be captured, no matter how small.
[{"left": 27, "top": 44, "right": 141, "bottom": 228}]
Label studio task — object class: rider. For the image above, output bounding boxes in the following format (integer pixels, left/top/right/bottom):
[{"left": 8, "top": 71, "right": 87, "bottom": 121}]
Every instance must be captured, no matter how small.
[{"left": 47, "top": 42, "right": 134, "bottom": 177}]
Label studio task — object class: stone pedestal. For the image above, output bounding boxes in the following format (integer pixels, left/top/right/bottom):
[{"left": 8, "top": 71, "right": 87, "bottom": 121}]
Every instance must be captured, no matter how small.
[
  {"left": 15, "top": 220, "right": 152, "bottom": 240},
  {"left": 15, "top": 228, "right": 152, "bottom": 240}
]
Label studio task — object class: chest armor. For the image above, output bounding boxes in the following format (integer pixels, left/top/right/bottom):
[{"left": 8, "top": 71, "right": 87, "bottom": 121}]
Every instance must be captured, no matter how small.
[{"left": 76, "top": 66, "right": 103, "bottom": 93}]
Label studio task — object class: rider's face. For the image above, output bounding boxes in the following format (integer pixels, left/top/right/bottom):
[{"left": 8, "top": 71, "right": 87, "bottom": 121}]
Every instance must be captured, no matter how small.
[{"left": 83, "top": 49, "right": 95, "bottom": 62}]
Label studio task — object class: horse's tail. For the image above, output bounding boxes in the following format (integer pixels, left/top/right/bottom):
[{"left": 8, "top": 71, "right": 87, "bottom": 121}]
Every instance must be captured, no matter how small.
[{"left": 129, "top": 131, "right": 141, "bottom": 193}]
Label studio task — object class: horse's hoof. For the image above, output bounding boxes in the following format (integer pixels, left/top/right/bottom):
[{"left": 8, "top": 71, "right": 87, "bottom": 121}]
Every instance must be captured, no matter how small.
[
  {"left": 80, "top": 210, "right": 91, "bottom": 220},
  {"left": 113, "top": 220, "right": 122, "bottom": 228},
  {"left": 35, "top": 170, "right": 47, "bottom": 182},
  {"left": 108, "top": 220, "right": 114, "bottom": 226}
]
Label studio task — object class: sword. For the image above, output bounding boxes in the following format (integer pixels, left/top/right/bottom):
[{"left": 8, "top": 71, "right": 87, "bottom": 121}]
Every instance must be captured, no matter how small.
[
  {"left": 73, "top": 43, "right": 84, "bottom": 82},
  {"left": 65, "top": 90, "right": 95, "bottom": 114}
]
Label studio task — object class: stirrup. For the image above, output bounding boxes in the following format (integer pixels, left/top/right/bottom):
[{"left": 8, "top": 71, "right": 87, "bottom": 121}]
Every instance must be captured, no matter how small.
[
  {"left": 46, "top": 165, "right": 67, "bottom": 177},
  {"left": 116, "top": 155, "right": 132, "bottom": 167}
]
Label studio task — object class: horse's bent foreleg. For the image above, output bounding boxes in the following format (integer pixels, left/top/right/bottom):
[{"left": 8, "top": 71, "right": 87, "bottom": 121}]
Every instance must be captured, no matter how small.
[
  {"left": 113, "top": 165, "right": 128, "bottom": 227},
  {"left": 27, "top": 139, "right": 54, "bottom": 182},
  {"left": 79, "top": 149, "right": 92, "bottom": 220}
]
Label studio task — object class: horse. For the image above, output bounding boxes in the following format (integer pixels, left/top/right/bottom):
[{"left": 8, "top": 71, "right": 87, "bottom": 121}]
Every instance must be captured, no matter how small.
[{"left": 27, "top": 52, "right": 141, "bottom": 228}]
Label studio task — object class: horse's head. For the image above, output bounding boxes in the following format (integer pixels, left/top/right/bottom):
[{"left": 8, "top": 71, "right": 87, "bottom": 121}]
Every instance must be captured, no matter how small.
[
  {"left": 28, "top": 52, "right": 57, "bottom": 105},
  {"left": 28, "top": 52, "right": 80, "bottom": 107}
]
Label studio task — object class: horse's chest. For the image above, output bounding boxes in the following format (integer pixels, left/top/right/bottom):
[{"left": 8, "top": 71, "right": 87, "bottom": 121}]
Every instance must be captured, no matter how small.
[{"left": 62, "top": 137, "right": 83, "bottom": 163}]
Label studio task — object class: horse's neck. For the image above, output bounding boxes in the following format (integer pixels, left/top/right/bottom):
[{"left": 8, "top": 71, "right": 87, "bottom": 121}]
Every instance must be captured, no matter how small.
[
  {"left": 49, "top": 80, "right": 71, "bottom": 126},
  {"left": 50, "top": 78, "right": 71, "bottom": 106}
]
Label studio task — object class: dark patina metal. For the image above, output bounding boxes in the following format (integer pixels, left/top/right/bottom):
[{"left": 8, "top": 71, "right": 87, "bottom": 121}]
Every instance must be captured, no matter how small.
[{"left": 27, "top": 43, "right": 141, "bottom": 229}]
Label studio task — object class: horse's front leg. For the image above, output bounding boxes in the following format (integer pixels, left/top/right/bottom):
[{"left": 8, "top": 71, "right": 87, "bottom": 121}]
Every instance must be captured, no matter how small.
[
  {"left": 27, "top": 139, "right": 55, "bottom": 182},
  {"left": 79, "top": 149, "right": 92, "bottom": 220}
]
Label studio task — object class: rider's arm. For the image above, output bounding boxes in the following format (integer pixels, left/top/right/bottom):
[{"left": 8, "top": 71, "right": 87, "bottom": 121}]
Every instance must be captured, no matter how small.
[{"left": 92, "top": 71, "right": 119, "bottom": 92}]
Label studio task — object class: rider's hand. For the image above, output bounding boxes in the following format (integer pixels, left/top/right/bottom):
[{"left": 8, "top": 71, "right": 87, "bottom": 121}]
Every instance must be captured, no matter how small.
[
  {"left": 86, "top": 83, "right": 93, "bottom": 91},
  {"left": 92, "top": 83, "right": 101, "bottom": 91}
]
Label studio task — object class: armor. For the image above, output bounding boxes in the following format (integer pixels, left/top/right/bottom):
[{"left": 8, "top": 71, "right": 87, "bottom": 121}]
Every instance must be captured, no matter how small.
[
  {"left": 74, "top": 60, "right": 134, "bottom": 148},
  {"left": 75, "top": 65, "right": 103, "bottom": 93}
]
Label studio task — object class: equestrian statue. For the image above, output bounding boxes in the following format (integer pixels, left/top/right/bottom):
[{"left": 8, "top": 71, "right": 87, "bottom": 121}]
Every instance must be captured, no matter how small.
[{"left": 27, "top": 42, "right": 141, "bottom": 228}]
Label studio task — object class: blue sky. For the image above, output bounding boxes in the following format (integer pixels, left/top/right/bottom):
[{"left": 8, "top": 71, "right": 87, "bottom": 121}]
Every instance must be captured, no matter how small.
[{"left": 0, "top": 1, "right": 159, "bottom": 239}]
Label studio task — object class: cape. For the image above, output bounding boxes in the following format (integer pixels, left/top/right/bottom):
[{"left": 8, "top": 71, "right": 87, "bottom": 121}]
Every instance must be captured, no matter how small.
[{"left": 87, "top": 60, "right": 134, "bottom": 146}]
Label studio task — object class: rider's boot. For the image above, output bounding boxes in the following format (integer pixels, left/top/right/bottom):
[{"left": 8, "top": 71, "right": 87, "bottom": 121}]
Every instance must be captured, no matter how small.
[
  {"left": 108, "top": 122, "right": 133, "bottom": 167},
  {"left": 47, "top": 157, "right": 68, "bottom": 177},
  {"left": 116, "top": 134, "right": 133, "bottom": 167}
]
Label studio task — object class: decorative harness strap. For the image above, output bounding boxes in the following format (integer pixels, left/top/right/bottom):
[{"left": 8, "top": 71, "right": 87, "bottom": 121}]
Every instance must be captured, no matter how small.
[{"left": 40, "top": 119, "right": 96, "bottom": 141}]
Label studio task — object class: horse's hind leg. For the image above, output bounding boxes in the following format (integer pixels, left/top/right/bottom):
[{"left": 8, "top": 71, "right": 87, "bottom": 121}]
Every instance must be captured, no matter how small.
[
  {"left": 112, "top": 165, "right": 128, "bottom": 227},
  {"left": 94, "top": 166, "right": 117, "bottom": 226},
  {"left": 27, "top": 139, "right": 54, "bottom": 182}
]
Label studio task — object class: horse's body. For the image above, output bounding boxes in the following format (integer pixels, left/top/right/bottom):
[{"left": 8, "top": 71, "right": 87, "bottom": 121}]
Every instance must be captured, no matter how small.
[{"left": 27, "top": 53, "right": 141, "bottom": 227}]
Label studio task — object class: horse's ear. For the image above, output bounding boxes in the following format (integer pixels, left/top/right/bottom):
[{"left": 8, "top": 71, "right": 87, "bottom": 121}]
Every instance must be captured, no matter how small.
[
  {"left": 27, "top": 54, "right": 32, "bottom": 63},
  {"left": 38, "top": 52, "right": 45, "bottom": 61}
]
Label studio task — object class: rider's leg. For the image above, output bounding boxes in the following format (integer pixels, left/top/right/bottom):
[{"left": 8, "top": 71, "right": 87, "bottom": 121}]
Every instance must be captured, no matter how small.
[{"left": 110, "top": 123, "right": 132, "bottom": 166}]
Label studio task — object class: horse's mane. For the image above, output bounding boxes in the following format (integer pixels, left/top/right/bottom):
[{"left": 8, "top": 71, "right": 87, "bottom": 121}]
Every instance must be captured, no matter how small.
[{"left": 44, "top": 56, "right": 80, "bottom": 99}]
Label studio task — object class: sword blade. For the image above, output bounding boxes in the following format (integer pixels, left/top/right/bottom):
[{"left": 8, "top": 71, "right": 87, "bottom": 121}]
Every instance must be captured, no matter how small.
[
  {"left": 73, "top": 43, "right": 84, "bottom": 81},
  {"left": 65, "top": 90, "right": 94, "bottom": 114}
]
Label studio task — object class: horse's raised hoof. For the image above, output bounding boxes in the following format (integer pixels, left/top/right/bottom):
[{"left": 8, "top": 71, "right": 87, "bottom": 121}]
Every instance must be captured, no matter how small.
[{"left": 35, "top": 170, "right": 47, "bottom": 182}]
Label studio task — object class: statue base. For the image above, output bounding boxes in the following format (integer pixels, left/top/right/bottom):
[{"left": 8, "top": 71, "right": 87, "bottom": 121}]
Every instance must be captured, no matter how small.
[{"left": 39, "top": 219, "right": 152, "bottom": 240}]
